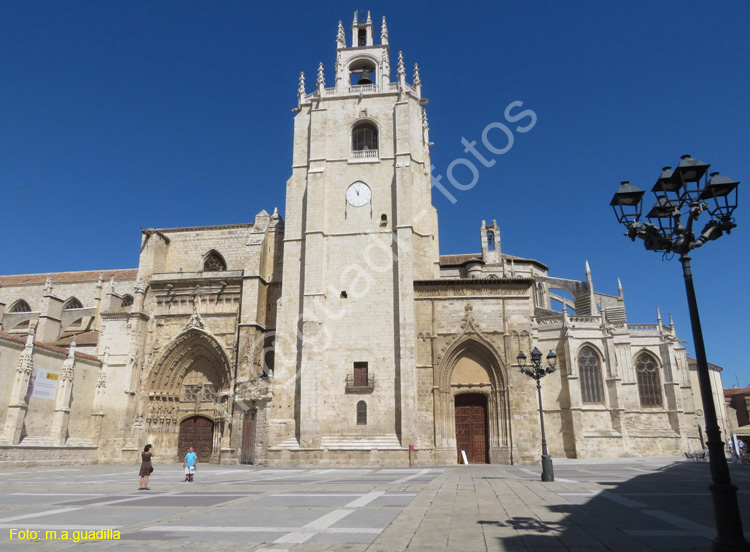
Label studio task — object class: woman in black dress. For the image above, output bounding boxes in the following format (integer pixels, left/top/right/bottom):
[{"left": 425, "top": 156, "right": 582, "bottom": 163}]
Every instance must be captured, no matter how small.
[{"left": 139, "top": 444, "right": 154, "bottom": 490}]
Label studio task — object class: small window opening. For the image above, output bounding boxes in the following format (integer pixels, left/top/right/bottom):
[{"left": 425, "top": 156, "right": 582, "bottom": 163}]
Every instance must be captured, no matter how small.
[
  {"left": 380, "top": 214, "right": 388, "bottom": 226},
  {"left": 203, "top": 251, "right": 226, "bottom": 272},
  {"left": 358, "top": 29, "right": 366, "bottom": 46},
  {"left": 10, "top": 300, "right": 31, "bottom": 313},
  {"left": 121, "top": 295, "right": 134, "bottom": 308},
  {"left": 64, "top": 298, "right": 83, "bottom": 310},
  {"left": 340, "top": 291, "right": 348, "bottom": 299},
  {"left": 487, "top": 231, "right": 495, "bottom": 251},
  {"left": 356, "top": 400, "right": 367, "bottom": 425}
]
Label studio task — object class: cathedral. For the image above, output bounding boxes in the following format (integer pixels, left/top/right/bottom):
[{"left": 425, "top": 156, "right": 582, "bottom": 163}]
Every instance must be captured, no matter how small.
[{"left": 0, "top": 13, "right": 723, "bottom": 467}]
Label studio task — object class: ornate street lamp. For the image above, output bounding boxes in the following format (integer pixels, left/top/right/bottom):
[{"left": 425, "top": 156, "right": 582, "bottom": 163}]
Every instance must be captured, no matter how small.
[
  {"left": 517, "top": 347, "right": 558, "bottom": 482},
  {"left": 610, "top": 155, "right": 748, "bottom": 552}
]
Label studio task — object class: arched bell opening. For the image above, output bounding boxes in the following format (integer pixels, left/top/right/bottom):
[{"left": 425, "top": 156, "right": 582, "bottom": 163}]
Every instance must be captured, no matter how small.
[{"left": 348, "top": 58, "right": 377, "bottom": 87}]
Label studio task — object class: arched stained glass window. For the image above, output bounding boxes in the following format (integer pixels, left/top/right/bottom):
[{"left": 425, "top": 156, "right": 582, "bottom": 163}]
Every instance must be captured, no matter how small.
[
  {"left": 10, "top": 300, "right": 31, "bottom": 313},
  {"left": 356, "top": 401, "right": 367, "bottom": 425},
  {"left": 203, "top": 251, "right": 226, "bottom": 272},
  {"left": 578, "top": 346, "right": 603, "bottom": 404},
  {"left": 636, "top": 352, "right": 662, "bottom": 408}
]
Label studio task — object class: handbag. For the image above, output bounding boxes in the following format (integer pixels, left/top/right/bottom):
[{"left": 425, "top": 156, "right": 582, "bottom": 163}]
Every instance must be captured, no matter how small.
[{"left": 149, "top": 466, "right": 154, "bottom": 474}]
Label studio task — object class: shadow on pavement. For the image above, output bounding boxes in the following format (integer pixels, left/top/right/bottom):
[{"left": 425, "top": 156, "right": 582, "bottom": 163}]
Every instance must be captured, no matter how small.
[{"left": 482, "top": 461, "right": 750, "bottom": 552}]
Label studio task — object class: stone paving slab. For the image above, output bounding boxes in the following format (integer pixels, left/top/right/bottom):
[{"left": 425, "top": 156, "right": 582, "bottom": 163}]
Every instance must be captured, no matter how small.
[{"left": 0, "top": 460, "right": 748, "bottom": 550}]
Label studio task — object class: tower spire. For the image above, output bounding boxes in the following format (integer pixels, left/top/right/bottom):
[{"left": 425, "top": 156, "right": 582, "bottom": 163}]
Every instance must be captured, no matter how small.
[
  {"left": 317, "top": 62, "right": 325, "bottom": 94},
  {"left": 656, "top": 306, "right": 664, "bottom": 337},
  {"left": 366, "top": 10, "right": 372, "bottom": 24},
  {"left": 413, "top": 63, "right": 421, "bottom": 99},
  {"left": 337, "top": 20, "right": 345, "bottom": 49},
  {"left": 297, "top": 71, "right": 306, "bottom": 109},
  {"left": 381, "top": 16, "right": 388, "bottom": 45}
]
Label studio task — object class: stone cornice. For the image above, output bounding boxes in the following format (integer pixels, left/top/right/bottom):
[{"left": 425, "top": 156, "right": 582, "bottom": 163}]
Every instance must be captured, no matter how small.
[
  {"left": 414, "top": 277, "right": 534, "bottom": 286},
  {"left": 155, "top": 223, "right": 254, "bottom": 233}
]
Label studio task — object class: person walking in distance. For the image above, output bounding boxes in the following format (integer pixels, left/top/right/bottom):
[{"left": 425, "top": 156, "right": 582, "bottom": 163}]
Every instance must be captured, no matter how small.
[
  {"left": 183, "top": 446, "right": 197, "bottom": 482},
  {"left": 139, "top": 444, "right": 154, "bottom": 490}
]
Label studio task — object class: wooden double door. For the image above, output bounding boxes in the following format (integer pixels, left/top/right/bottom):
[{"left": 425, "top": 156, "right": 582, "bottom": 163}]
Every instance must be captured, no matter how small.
[
  {"left": 178, "top": 416, "right": 214, "bottom": 462},
  {"left": 455, "top": 394, "right": 489, "bottom": 464}
]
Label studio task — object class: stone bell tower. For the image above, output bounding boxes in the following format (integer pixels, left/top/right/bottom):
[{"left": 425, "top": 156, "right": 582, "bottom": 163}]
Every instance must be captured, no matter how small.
[{"left": 269, "top": 12, "right": 440, "bottom": 464}]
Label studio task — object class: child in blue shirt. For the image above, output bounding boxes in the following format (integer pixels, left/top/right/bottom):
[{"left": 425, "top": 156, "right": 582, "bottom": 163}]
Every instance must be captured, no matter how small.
[{"left": 183, "top": 447, "right": 198, "bottom": 482}]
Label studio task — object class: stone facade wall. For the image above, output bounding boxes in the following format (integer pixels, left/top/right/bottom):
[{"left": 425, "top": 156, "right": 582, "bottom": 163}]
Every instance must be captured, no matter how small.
[{"left": 156, "top": 225, "right": 254, "bottom": 273}]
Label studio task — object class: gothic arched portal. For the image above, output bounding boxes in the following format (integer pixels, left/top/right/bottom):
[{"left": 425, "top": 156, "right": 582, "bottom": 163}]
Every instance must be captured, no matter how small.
[
  {"left": 143, "top": 328, "right": 232, "bottom": 462},
  {"left": 435, "top": 336, "right": 511, "bottom": 464}
]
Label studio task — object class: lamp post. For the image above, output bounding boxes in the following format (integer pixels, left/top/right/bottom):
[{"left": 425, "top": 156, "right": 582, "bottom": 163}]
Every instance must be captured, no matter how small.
[
  {"left": 610, "top": 154, "right": 748, "bottom": 552},
  {"left": 517, "top": 347, "right": 558, "bottom": 482}
]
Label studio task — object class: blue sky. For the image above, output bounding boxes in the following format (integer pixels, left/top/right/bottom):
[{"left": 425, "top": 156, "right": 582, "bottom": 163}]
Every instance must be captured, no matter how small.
[{"left": 1, "top": 1, "right": 748, "bottom": 387}]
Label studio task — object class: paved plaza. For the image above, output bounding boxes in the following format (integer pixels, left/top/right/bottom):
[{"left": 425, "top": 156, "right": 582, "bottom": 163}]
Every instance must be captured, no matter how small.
[{"left": 0, "top": 458, "right": 748, "bottom": 551}]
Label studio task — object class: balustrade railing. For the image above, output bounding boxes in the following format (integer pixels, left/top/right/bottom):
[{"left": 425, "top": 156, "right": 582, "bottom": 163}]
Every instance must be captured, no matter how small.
[
  {"left": 345, "top": 374, "right": 375, "bottom": 392},
  {"left": 352, "top": 149, "right": 379, "bottom": 159},
  {"left": 627, "top": 324, "right": 670, "bottom": 333},
  {"left": 568, "top": 316, "right": 602, "bottom": 324}
]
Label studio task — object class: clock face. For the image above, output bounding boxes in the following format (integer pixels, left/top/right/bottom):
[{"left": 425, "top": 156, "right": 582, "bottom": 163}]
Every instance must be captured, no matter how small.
[{"left": 346, "top": 182, "right": 371, "bottom": 207}]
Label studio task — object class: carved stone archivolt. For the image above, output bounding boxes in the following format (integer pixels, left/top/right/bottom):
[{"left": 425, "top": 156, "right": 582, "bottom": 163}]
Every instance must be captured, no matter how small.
[{"left": 144, "top": 328, "right": 232, "bottom": 422}]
